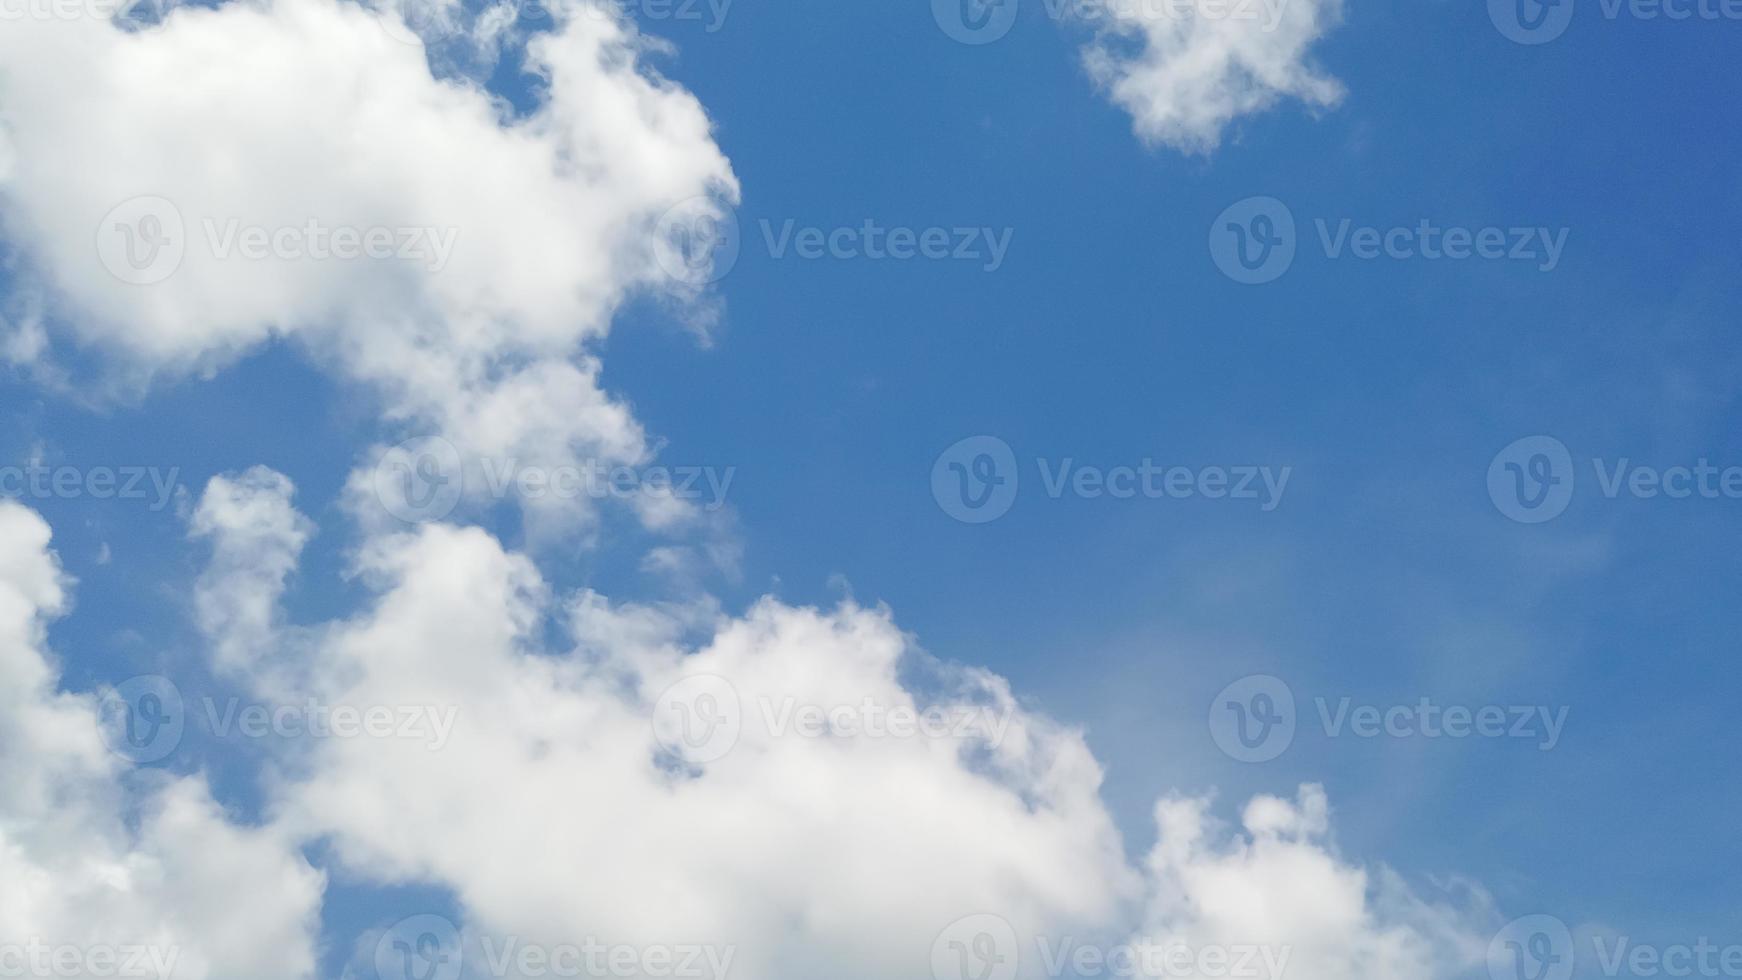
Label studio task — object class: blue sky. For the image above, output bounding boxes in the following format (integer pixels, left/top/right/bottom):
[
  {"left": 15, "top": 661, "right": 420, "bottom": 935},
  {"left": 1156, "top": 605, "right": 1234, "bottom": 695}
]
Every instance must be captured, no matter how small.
[
  {"left": 616, "top": 0, "right": 1742, "bottom": 926},
  {"left": 620, "top": 0, "right": 1742, "bottom": 931},
  {"left": 1, "top": 0, "right": 1739, "bottom": 978}
]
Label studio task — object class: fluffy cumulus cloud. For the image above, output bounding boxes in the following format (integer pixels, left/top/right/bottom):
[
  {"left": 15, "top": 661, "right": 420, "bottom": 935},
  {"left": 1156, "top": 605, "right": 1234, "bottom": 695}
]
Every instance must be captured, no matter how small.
[
  {"left": 1077, "top": 0, "right": 1346, "bottom": 152},
  {"left": 0, "top": 0, "right": 737, "bottom": 532},
  {"left": 191, "top": 472, "right": 1133, "bottom": 980},
  {"left": 190, "top": 467, "right": 315, "bottom": 686},
  {"left": 174, "top": 471, "right": 1495, "bottom": 980},
  {"left": 0, "top": 3, "right": 1477, "bottom": 977},
  {"left": 0, "top": 502, "right": 324, "bottom": 980},
  {"left": 1133, "top": 786, "right": 1488, "bottom": 980}
]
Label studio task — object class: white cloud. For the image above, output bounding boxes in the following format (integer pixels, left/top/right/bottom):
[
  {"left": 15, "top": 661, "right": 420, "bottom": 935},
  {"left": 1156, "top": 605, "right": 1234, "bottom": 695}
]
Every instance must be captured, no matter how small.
[
  {"left": 1077, "top": 0, "right": 1346, "bottom": 153},
  {"left": 253, "top": 514, "right": 1134, "bottom": 980},
  {"left": 2, "top": 5, "right": 1484, "bottom": 975},
  {"left": 191, "top": 466, "right": 315, "bottom": 686},
  {"left": 1133, "top": 785, "right": 1489, "bottom": 980},
  {"left": 0, "top": 502, "right": 324, "bottom": 980},
  {"left": 0, "top": 0, "right": 737, "bottom": 532},
  {"left": 184, "top": 472, "right": 1494, "bottom": 980}
]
